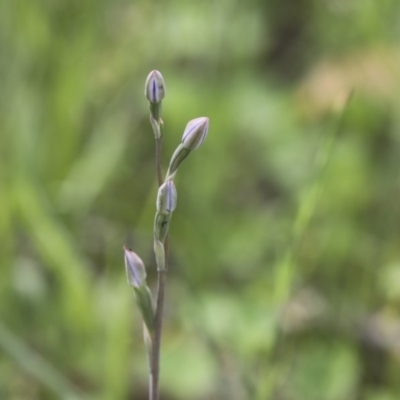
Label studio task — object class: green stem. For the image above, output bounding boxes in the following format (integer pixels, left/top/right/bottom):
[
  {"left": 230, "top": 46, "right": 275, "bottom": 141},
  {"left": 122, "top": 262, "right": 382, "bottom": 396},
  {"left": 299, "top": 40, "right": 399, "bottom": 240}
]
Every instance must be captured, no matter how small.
[
  {"left": 150, "top": 116, "right": 168, "bottom": 400},
  {"left": 155, "top": 137, "right": 163, "bottom": 187},
  {"left": 150, "top": 268, "right": 166, "bottom": 400}
]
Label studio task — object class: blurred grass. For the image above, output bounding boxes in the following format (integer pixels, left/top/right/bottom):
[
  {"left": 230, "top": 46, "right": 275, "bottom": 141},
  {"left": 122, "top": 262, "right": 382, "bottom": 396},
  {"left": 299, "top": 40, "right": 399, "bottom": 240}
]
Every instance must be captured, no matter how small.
[{"left": 1, "top": 0, "right": 400, "bottom": 399}]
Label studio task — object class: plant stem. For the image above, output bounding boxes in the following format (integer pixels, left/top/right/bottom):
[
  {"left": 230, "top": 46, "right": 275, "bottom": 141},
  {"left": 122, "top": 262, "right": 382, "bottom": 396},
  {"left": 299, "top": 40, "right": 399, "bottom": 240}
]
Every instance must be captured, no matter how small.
[
  {"left": 150, "top": 268, "right": 166, "bottom": 400},
  {"left": 150, "top": 129, "right": 168, "bottom": 400},
  {"left": 155, "top": 137, "right": 163, "bottom": 187}
]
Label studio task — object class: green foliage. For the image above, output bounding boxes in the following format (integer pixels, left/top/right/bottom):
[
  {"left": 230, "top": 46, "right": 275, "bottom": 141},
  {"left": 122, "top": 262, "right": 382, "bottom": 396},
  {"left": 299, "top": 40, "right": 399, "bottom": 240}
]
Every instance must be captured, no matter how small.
[{"left": 1, "top": 0, "right": 400, "bottom": 399}]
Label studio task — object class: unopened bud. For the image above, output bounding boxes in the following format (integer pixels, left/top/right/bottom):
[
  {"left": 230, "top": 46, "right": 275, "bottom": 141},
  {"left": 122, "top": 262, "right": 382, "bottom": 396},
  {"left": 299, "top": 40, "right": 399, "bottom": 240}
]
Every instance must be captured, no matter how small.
[
  {"left": 124, "top": 247, "right": 146, "bottom": 288},
  {"left": 181, "top": 117, "right": 209, "bottom": 150},
  {"left": 144, "top": 70, "right": 166, "bottom": 104},
  {"left": 156, "top": 181, "right": 177, "bottom": 214}
]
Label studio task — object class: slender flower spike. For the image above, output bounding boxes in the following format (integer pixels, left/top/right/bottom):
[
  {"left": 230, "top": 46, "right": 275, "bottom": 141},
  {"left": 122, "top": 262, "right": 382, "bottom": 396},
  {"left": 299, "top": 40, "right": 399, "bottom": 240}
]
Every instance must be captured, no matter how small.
[
  {"left": 144, "top": 70, "right": 166, "bottom": 104},
  {"left": 124, "top": 247, "right": 147, "bottom": 288},
  {"left": 181, "top": 117, "right": 209, "bottom": 150},
  {"left": 156, "top": 181, "right": 177, "bottom": 214}
]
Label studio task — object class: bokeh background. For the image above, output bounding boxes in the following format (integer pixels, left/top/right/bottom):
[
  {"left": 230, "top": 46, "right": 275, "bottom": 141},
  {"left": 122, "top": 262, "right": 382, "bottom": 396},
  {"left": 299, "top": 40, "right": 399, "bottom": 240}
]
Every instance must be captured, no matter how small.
[{"left": 1, "top": 0, "right": 400, "bottom": 399}]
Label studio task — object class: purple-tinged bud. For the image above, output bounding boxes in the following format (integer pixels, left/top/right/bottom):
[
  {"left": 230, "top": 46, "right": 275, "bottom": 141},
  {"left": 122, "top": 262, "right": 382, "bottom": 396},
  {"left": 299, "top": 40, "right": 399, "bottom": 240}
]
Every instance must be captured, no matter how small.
[
  {"left": 144, "top": 70, "right": 166, "bottom": 104},
  {"left": 124, "top": 247, "right": 146, "bottom": 288},
  {"left": 156, "top": 181, "right": 177, "bottom": 214},
  {"left": 181, "top": 117, "right": 209, "bottom": 150}
]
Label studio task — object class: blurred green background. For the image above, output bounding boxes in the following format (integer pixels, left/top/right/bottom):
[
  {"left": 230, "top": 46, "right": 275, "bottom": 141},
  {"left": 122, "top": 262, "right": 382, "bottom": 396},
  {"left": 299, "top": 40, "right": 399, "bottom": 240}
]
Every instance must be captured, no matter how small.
[{"left": 1, "top": 0, "right": 400, "bottom": 399}]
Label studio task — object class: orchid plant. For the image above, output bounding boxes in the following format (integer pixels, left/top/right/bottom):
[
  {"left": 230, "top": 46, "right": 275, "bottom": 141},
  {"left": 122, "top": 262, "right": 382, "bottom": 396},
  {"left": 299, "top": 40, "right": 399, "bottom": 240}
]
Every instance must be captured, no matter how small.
[{"left": 124, "top": 70, "right": 209, "bottom": 400}]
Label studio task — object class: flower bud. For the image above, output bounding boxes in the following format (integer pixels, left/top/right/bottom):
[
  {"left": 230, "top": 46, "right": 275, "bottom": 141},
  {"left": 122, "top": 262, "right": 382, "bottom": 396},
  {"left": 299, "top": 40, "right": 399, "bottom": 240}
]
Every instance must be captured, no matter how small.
[
  {"left": 156, "top": 181, "right": 177, "bottom": 214},
  {"left": 181, "top": 117, "right": 209, "bottom": 150},
  {"left": 144, "top": 70, "right": 166, "bottom": 104},
  {"left": 124, "top": 247, "right": 146, "bottom": 288}
]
